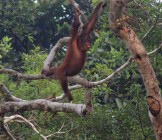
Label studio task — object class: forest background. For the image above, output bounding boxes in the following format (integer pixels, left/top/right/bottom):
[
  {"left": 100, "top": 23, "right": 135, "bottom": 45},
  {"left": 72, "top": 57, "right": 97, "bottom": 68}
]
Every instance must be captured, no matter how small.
[{"left": 0, "top": 0, "right": 162, "bottom": 139}]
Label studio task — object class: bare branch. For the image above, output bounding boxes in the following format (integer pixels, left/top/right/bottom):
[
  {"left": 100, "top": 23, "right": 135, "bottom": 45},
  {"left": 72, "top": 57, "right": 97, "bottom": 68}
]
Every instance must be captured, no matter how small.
[
  {"left": 0, "top": 99, "right": 86, "bottom": 116},
  {"left": 0, "top": 68, "right": 44, "bottom": 80},
  {"left": 2, "top": 123, "right": 16, "bottom": 140},
  {"left": 141, "top": 13, "right": 160, "bottom": 41},
  {"left": 0, "top": 83, "right": 25, "bottom": 102},
  {"left": 90, "top": 57, "right": 133, "bottom": 86},
  {"left": 42, "top": 37, "right": 70, "bottom": 71},
  {"left": 148, "top": 43, "right": 162, "bottom": 55},
  {"left": 133, "top": 0, "right": 153, "bottom": 23},
  {"left": 3, "top": 114, "right": 76, "bottom": 139},
  {"left": 69, "top": 0, "right": 87, "bottom": 22},
  {"left": 4, "top": 115, "right": 47, "bottom": 140},
  {"left": 0, "top": 68, "right": 89, "bottom": 86},
  {"left": 141, "top": 25, "right": 155, "bottom": 41},
  {"left": 45, "top": 123, "right": 65, "bottom": 138},
  {"left": 84, "top": 89, "right": 93, "bottom": 113}
]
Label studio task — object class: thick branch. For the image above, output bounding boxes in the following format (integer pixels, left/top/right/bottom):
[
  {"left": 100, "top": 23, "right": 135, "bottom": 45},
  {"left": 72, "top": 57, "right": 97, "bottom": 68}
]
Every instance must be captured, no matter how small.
[
  {"left": 0, "top": 68, "right": 89, "bottom": 86},
  {"left": 42, "top": 37, "right": 70, "bottom": 71},
  {"left": 0, "top": 99, "right": 86, "bottom": 116},
  {"left": 0, "top": 83, "right": 25, "bottom": 102},
  {"left": 0, "top": 68, "right": 44, "bottom": 80}
]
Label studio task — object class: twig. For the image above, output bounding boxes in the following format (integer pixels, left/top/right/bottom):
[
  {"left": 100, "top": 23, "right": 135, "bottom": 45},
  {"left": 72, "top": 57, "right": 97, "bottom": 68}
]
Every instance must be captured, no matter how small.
[
  {"left": 4, "top": 115, "right": 47, "bottom": 140},
  {"left": 45, "top": 123, "right": 65, "bottom": 138},
  {"left": 4, "top": 115, "right": 78, "bottom": 140},
  {"left": 90, "top": 57, "right": 133, "bottom": 86},
  {"left": 69, "top": 0, "right": 87, "bottom": 22},
  {"left": 133, "top": 0, "right": 153, "bottom": 23},
  {"left": 141, "top": 25, "right": 155, "bottom": 41},
  {"left": 148, "top": 42, "right": 162, "bottom": 55},
  {"left": 141, "top": 14, "right": 160, "bottom": 41},
  {"left": 3, "top": 123, "right": 16, "bottom": 140}
]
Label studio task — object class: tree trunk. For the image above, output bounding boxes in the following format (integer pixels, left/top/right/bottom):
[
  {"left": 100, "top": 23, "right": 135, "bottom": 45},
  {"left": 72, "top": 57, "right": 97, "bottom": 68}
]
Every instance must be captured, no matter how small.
[{"left": 109, "top": 0, "right": 162, "bottom": 139}]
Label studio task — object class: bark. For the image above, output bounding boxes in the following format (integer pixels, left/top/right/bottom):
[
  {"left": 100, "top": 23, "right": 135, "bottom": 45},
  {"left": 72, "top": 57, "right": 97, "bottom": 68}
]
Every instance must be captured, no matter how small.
[
  {"left": 0, "top": 99, "right": 86, "bottom": 116},
  {"left": 84, "top": 88, "right": 93, "bottom": 113},
  {"left": 109, "top": 0, "right": 162, "bottom": 139}
]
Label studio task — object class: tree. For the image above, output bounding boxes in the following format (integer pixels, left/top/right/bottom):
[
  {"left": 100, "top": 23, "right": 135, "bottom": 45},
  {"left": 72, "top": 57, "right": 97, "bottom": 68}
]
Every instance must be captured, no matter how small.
[
  {"left": 0, "top": 0, "right": 162, "bottom": 139},
  {"left": 109, "top": 0, "right": 162, "bottom": 139}
]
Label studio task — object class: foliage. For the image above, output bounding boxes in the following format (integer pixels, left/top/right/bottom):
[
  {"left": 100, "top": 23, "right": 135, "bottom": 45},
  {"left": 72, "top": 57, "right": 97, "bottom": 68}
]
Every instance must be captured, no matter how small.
[
  {"left": 0, "top": 0, "right": 162, "bottom": 139},
  {"left": 0, "top": 36, "right": 12, "bottom": 60}
]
